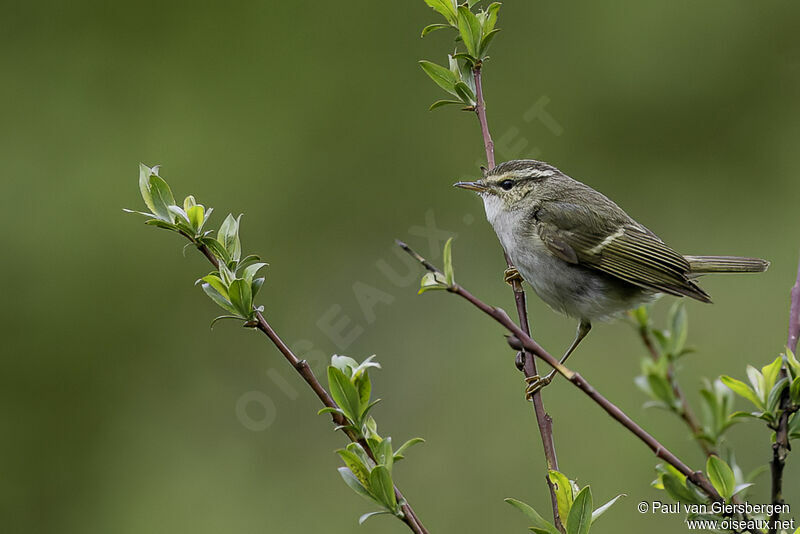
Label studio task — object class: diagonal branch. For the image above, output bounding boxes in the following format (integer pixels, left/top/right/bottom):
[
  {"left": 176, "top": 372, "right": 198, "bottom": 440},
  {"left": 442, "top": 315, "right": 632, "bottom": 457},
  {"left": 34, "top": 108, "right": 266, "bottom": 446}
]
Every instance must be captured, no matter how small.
[
  {"left": 471, "top": 63, "right": 564, "bottom": 532},
  {"left": 192, "top": 237, "right": 428, "bottom": 534},
  {"left": 399, "top": 241, "right": 723, "bottom": 503}
]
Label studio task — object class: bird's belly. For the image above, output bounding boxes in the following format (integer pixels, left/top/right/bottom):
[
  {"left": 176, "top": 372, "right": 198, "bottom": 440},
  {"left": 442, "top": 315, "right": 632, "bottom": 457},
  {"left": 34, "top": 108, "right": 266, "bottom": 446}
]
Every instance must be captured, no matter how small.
[{"left": 503, "top": 232, "right": 652, "bottom": 321}]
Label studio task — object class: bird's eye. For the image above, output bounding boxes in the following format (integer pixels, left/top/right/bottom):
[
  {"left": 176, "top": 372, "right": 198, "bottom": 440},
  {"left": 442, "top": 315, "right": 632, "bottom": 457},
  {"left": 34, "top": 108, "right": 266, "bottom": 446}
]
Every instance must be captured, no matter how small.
[{"left": 500, "top": 180, "right": 515, "bottom": 191}]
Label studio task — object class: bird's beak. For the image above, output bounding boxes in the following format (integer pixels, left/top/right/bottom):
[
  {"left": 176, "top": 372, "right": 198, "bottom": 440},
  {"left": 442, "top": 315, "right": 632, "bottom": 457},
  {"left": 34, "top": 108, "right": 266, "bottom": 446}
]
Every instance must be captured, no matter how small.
[{"left": 453, "top": 180, "right": 487, "bottom": 192}]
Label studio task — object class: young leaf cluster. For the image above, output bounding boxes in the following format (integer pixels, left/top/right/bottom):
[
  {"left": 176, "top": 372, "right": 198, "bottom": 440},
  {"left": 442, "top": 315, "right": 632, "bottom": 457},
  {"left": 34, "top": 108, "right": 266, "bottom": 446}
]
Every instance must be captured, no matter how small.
[
  {"left": 418, "top": 237, "right": 455, "bottom": 293},
  {"left": 722, "top": 353, "right": 798, "bottom": 430},
  {"left": 125, "top": 164, "right": 214, "bottom": 240},
  {"left": 697, "top": 378, "right": 739, "bottom": 447},
  {"left": 633, "top": 304, "right": 694, "bottom": 412},
  {"left": 506, "top": 470, "right": 624, "bottom": 534},
  {"left": 324, "top": 356, "right": 425, "bottom": 524},
  {"left": 419, "top": 1, "right": 501, "bottom": 110},
  {"left": 126, "top": 164, "right": 268, "bottom": 327}
]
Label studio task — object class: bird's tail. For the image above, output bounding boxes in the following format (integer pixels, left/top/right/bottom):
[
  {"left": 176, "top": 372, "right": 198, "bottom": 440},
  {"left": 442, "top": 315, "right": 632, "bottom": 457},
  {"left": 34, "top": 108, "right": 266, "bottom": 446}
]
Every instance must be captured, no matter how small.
[{"left": 684, "top": 255, "right": 770, "bottom": 274}]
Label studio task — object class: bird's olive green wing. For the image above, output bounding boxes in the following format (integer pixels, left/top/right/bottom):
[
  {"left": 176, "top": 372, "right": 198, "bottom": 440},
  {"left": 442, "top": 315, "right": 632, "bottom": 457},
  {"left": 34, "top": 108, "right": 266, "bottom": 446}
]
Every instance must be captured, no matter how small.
[{"left": 534, "top": 201, "right": 711, "bottom": 302}]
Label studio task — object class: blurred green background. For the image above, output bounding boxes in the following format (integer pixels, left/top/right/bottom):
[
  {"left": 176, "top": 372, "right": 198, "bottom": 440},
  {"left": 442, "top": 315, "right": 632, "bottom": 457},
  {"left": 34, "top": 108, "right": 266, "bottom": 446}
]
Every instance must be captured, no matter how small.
[{"left": 3, "top": 1, "right": 800, "bottom": 532}]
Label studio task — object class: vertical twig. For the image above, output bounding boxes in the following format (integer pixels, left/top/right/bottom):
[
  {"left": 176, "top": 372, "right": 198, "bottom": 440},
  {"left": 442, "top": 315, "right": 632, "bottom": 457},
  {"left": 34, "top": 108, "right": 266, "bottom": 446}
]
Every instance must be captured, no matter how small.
[
  {"left": 769, "top": 253, "right": 800, "bottom": 532},
  {"left": 472, "top": 63, "right": 563, "bottom": 532},
  {"left": 472, "top": 64, "right": 495, "bottom": 169}
]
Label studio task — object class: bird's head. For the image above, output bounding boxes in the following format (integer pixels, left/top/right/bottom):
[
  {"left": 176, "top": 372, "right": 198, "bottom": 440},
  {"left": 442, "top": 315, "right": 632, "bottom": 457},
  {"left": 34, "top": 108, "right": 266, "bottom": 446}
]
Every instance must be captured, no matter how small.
[{"left": 454, "top": 159, "right": 562, "bottom": 213}]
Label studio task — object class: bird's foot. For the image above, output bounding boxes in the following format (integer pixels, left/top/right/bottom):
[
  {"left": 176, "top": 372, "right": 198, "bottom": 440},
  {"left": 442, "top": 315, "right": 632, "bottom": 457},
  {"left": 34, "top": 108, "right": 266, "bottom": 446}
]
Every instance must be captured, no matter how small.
[
  {"left": 504, "top": 267, "right": 524, "bottom": 286},
  {"left": 524, "top": 371, "right": 556, "bottom": 399}
]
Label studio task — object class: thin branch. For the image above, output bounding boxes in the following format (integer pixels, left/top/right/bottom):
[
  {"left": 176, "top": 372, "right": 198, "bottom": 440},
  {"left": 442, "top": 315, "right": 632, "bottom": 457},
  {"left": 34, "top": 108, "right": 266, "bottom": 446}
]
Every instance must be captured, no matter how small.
[
  {"left": 472, "top": 64, "right": 495, "bottom": 169},
  {"left": 193, "top": 240, "right": 428, "bottom": 534},
  {"left": 471, "top": 64, "right": 564, "bottom": 531},
  {"left": 769, "top": 253, "right": 800, "bottom": 532},
  {"left": 399, "top": 241, "right": 723, "bottom": 503}
]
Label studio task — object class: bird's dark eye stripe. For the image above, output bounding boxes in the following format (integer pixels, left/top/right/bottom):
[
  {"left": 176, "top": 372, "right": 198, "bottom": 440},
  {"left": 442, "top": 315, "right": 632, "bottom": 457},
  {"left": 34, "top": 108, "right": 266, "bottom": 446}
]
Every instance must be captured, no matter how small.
[{"left": 500, "top": 180, "right": 515, "bottom": 190}]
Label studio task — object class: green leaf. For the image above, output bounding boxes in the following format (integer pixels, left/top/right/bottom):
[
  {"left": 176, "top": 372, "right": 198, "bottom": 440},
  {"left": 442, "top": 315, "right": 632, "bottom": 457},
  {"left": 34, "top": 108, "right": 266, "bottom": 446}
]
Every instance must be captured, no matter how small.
[
  {"left": 567, "top": 487, "right": 592, "bottom": 534},
  {"left": 548, "top": 470, "right": 574, "bottom": 522},
  {"left": 478, "top": 28, "right": 501, "bottom": 57},
  {"left": 228, "top": 279, "right": 253, "bottom": 317},
  {"left": 374, "top": 437, "right": 394, "bottom": 474},
  {"left": 631, "top": 305, "right": 650, "bottom": 329},
  {"left": 762, "top": 355, "right": 784, "bottom": 395},
  {"left": 338, "top": 467, "right": 376, "bottom": 503},
  {"left": 421, "top": 23, "right": 451, "bottom": 37},
  {"left": 138, "top": 163, "right": 158, "bottom": 214},
  {"left": 199, "top": 237, "right": 231, "bottom": 265},
  {"left": 217, "top": 214, "right": 242, "bottom": 262},
  {"left": 591, "top": 494, "right": 625, "bottom": 524},
  {"left": 419, "top": 60, "right": 458, "bottom": 95},
  {"left": 331, "top": 355, "right": 360, "bottom": 377},
  {"left": 337, "top": 448, "right": 371, "bottom": 487},
  {"left": 328, "top": 366, "right": 362, "bottom": 425},
  {"left": 767, "top": 377, "right": 789, "bottom": 412},
  {"left": 661, "top": 473, "right": 705, "bottom": 505},
  {"left": 251, "top": 277, "right": 265, "bottom": 299},
  {"left": 504, "top": 498, "right": 560, "bottom": 534},
  {"left": 706, "top": 455, "right": 736, "bottom": 500},
  {"left": 168, "top": 205, "right": 190, "bottom": 225},
  {"left": 668, "top": 302, "right": 688, "bottom": 356},
  {"left": 187, "top": 204, "right": 205, "bottom": 231},
  {"left": 720, "top": 375, "right": 763, "bottom": 410},
  {"left": 442, "top": 237, "right": 455, "bottom": 285},
  {"left": 423, "top": 0, "right": 458, "bottom": 25},
  {"left": 647, "top": 373, "right": 676, "bottom": 407},
  {"left": 746, "top": 365, "right": 766, "bottom": 402},
  {"left": 456, "top": 6, "right": 481, "bottom": 57},
  {"left": 144, "top": 219, "right": 178, "bottom": 231},
  {"left": 200, "top": 274, "right": 229, "bottom": 299},
  {"left": 368, "top": 466, "right": 397, "bottom": 512},
  {"left": 786, "top": 349, "right": 800, "bottom": 379},
  {"left": 148, "top": 173, "right": 176, "bottom": 222},
  {"left": 418, "top": 271, "right": 449, "bottom": 293},
  {"left": 483, "top": 2, "right": 501, "bottom": 34},
  {"left": 351, "top": 355, "right": 382, "bottom": 379},
  {"left": 357, "top": 371, "right": 371, "bottom": 416},
  {"left": 791, "top": 376, "right": 800, "bottom": 403},
  {"left": 359, "top": 511, "right": 392, "bottom": 524},
  {"left": 394, "top": 437, "right": 425, "bottom": 461},
  {"left": 429, "top": 99, "right": 465, "bottom": 111},
  {"left": 453, "top": 81, "right": 476, "bottom": 105},
  {"left": 201, "top": 283, "right": 239, "bottom": 315},
  {"left": 242, "top": 262, "right": 268, "bottom": 284}
]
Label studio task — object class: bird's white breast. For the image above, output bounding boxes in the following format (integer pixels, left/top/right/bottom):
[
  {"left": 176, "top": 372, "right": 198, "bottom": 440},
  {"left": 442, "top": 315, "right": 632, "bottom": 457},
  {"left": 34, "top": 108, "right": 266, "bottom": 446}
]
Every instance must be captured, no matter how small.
[{"left": 481, "top": 195, "right": 653, "bottom": 321}]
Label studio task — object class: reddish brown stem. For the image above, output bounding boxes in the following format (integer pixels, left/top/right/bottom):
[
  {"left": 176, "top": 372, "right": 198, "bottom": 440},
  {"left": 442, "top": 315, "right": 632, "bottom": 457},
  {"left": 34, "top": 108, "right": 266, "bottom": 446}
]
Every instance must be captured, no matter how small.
[
  {"left": 398, "top": 241, "right": 723, "bottom": 503},
  {"left": 472, "top": 64, "right": 563, "bottom": 531},
  {"left": 192, "top": 240, "right": 428, "bottom": 534},
  {"left": 472, "top": 65, "right": 495, "bottom": 169}
]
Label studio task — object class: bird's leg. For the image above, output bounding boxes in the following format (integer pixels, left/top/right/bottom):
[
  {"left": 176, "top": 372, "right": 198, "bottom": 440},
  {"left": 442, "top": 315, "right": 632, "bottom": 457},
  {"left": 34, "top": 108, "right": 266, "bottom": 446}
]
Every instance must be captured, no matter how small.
[
  {"left": 504, "top": 266, "right": 524, "bottom": 285},
  {"left": 525, "top": 320, "right": 591, "bottom": 398}
]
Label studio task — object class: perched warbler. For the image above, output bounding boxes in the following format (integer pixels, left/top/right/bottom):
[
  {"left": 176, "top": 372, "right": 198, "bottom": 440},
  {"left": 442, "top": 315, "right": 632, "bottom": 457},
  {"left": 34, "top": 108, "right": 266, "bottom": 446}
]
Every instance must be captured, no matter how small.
[{"left": 455, "top": 159, "right": 769, "bottom": 395}]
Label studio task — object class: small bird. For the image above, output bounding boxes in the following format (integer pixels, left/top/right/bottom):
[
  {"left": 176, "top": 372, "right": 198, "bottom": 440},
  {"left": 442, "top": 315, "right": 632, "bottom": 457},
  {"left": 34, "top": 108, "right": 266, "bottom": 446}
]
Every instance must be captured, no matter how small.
[{"left": 455, "top": 159, "right": 769, "bottom": 395}]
